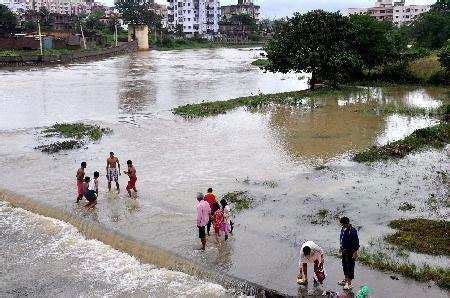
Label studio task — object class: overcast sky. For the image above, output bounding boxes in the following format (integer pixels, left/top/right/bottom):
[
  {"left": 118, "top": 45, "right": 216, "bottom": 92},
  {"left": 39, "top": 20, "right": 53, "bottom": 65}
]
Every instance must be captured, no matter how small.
[{"left": 103, "top": 0, "right": 436, "bottom": 19}]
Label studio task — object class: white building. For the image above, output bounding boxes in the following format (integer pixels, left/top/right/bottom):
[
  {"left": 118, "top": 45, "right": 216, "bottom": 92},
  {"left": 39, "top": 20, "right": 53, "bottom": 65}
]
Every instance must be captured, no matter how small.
[
  {"left": 1, "top": 0, "right": 29, "bottom": 12},
  {"left": 167, "top": 0, "right": 220, "bottom": 38},
  {"left": 348, "top": 0, "right": 431, "bottom": 26}
]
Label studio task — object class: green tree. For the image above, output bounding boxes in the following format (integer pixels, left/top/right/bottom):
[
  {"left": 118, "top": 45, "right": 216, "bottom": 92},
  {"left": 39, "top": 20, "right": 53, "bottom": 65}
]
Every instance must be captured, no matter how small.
[
  {"left": 115, "top": 0, "right": 161, "bottom": 27},
  {"left": 411, "top": 8, "right": 450, "bottom": 49},
  {"left": 83, "top": 11, "right": 106, "bottom": 34},
  {"left": 349, "top": 14, "right": 397, "bottom": 72},
  {"left": 431, "top": 0, "right": 450, "bottom": 13},
  {"left": 438, "top": 40, "right": 450, "bottom": 72},
  {"left": 0, "top": 4, "right": 17, "bottom": 36},
  {"left": 265, "top": 10, "right": 361, "bottom": 89},
  {"left": 38, "top": 7, "right": 52, "bottom": 31}
]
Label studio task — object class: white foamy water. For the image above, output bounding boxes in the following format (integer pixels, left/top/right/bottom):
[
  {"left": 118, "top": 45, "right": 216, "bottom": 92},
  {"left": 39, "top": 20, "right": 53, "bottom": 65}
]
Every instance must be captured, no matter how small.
[{"left": 0, "top": 201, "right": 227, "bottom": 297}]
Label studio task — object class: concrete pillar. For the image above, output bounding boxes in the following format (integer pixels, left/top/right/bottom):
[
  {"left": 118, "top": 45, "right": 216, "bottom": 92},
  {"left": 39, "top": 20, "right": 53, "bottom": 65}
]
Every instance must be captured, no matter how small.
[{"left": 128, "top": 25, "right": 149, "bottom": 51}]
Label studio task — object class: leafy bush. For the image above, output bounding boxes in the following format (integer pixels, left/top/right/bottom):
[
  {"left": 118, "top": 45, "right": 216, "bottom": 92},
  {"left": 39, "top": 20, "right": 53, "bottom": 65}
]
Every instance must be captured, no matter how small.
[{"left": 438, "top": 40, "right": 450, "bottom": 72}]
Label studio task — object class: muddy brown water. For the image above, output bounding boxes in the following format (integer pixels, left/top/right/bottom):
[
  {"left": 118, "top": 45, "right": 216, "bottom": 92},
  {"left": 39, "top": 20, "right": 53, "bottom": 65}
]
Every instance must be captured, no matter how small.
[{"left": 0, "top": 48, "right": 448, "bottom": 297}]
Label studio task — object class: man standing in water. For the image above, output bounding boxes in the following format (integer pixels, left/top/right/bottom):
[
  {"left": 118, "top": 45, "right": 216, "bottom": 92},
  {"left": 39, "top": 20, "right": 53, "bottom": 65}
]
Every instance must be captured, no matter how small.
[
  {"left": 76, "top": 162, "right": 86, "bottom": 203},
  {"left": 338, "top": 217, "right": 360, "bottom": 290},
  {"left": 124, "top": 160, "right": 137, "bottom": 198},
  {"left": 106, "top": 152, "right": 121, "bottom": 193},
  {"left": 196, "top": 193, "right": 210, "bottom": 251}
]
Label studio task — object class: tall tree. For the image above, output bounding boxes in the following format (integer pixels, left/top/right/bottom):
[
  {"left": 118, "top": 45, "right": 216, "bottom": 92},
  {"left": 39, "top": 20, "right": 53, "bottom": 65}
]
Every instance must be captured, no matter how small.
[
  {"left": 349, "top": 14, "right": 398, "bottom": 72},
  {"left": 411, "top": 8, "right": 450, "bottom": 49},
  {"left": 265, "top": 10, "right": 361, "bottom": 89},
  {"left": 115, "top": 0, "right": 161, "bottom": 28},
  {"left": 0, "top": 4, "right": 17, "bottom": 36}
]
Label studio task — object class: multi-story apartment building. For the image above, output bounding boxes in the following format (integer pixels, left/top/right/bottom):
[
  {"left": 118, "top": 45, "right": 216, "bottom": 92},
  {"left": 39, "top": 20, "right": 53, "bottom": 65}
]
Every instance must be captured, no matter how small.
[
  {"left": 167, "top": 0, "right": 220, "bottom": 38},
  {"left": 1, "top": 0, "right": 29, "bottom": 12},
  {"left": 348, "top": 0, "right": 431, "bottom": 26},
  {"left": 221, "top": 0, "right": 260, "bottom": 21}
]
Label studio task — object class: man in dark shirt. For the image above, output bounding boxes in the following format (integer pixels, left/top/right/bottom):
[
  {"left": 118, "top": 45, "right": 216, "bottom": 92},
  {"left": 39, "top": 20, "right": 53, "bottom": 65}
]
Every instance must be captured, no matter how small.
[{"left": 339, "top": 216, "right": 359, "bottom": 290}]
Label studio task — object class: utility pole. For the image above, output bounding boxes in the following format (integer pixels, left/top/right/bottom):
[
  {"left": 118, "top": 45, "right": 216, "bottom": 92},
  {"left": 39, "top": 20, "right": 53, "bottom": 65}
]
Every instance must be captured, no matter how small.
[
  {"left": 80, "top": 24, "right": 87, "bottom": 50},
  {"left": 38, "top": 20, "right": 43, "bottom": 55}
]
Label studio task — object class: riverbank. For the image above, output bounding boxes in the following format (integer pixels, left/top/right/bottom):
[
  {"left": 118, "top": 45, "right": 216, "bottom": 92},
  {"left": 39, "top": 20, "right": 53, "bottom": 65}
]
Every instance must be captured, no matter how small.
[
  {"left": 150, "top": 37, "right": 263, "bottom": 51},
  {"left": 0, "top": 41, "right": 138, "bottom": 68}
]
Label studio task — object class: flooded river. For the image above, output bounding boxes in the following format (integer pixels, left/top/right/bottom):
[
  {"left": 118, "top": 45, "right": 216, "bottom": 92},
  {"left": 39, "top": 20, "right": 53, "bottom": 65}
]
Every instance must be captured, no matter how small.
[{"left": 0, "top": 48, "right": 448, "bottom": 297}]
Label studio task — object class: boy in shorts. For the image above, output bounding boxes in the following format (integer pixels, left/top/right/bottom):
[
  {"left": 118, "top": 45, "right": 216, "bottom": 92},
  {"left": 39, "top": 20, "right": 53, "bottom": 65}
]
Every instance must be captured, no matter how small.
[{"left": 124, "top": 160, "right": 137, "bottom": 198}]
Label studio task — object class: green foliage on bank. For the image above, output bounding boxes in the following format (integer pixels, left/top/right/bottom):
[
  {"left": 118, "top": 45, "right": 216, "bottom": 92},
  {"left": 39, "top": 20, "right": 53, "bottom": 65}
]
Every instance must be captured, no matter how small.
[
  {"left": 354, "top": 122, "right": 450, "bottom": 162},
  {"left": 222, "top": 191, "right": 253, "bottom": 212},
  {"left": 251, "top": 58, "right": 271, "bottom": 68},
  {"left": 358, "top": 248, "right": 450, "bottom": 289},
  {"left": 43, "top": 123, "right": 111, "bottom": 141},
  {"left": 386, "top": 219, "right": 450, "bottom": 256},
  {"left": 173, "top": 87, "right": 356, "bottom": 118}
]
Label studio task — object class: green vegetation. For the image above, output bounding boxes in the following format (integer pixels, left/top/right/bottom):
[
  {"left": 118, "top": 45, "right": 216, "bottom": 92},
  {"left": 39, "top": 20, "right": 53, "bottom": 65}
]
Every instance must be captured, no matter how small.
[
  {"left": 409, "top": 54, "right": 444, "bottom": 81},
  {"left": 354, "top": 123, "right": 450, "bottom": 162},
  {"left": 173, "top": 87, "right": 356, "bottom": 118},
  {"left": 358, "top": 248, "right": 450, "bottom": 289},
  {"left": 398, "top": 202, "right": 415, "bottom": 211},
  {"left": 43, "top": 123, "right": 111, "bottom": 141},
  {"left": 35, "top": 140, "right": 83, "bottom": 153},
  {"left": 251, "top": 58, "right": 271, "bottom": 69},
  {"left": 151, "top": 36, "right": 261, "bottom": 51},
  {"left": 307, "top": 207, "right": 344, "bottom": 225},
  {"left": 386, "top": 218, "right": 450, "bottom": 256},
  {"left": 222, "top": 191, "right": 253, "bottom": 212},
  {"left": 0, "top": 4, "right": 17, "bottom": 37},
  {"left": 237, "top": 177, "right": 278, "bottom": 188}
]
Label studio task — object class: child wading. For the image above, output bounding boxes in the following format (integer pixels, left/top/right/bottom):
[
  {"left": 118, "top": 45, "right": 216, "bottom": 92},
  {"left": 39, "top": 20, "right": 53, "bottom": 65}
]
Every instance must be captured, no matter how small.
[
  {"left": 76, "top": 162, "right": 86, "bottom": 203},
  {"left": 83, "top": 176, "right": 97, "bottom": 209},
  {"left": 212, "top": 202, "right": 224, "bottom": 243},
  {"left": 220, "top": 199, "right": 231, "bottom": 240},
  {"left": 124, "top": 160, "right": 137, "bottom": 198}
]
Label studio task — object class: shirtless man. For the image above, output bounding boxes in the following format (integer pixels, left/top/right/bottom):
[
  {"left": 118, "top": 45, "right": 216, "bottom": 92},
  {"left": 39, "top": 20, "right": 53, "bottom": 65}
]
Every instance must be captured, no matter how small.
[
  {"left": 124, "top": 160, "right": 137, "bottom": 198},
  {"left": 76, "top": 162, "right": 87, "bottom": 203},
  {"left": 106, "top": 152, "right": 121, "bottom": 192}
]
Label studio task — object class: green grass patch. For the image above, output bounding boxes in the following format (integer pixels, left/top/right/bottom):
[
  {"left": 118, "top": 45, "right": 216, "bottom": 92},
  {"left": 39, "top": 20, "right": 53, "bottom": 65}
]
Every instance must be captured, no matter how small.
[
  {"left": 222, "top": 191, "right": 253, "bottom": 212},
  {"left": 354, "top": 122, "right": 450, "bottom": 162},
  {"left": 358, "top": 248, "right": 450, "bottom": 289},
  {"left": 35, "top": 140, "right": 83, "bottom": 153},
  {"left": 359, "top": 103, "right": 450, "bottom": 118},
  {"left": 43, "top": 123, "right": 111, "bottom": 141},
  {"left": 409, "top": 54, "right": 444, "bottom": 82},
  {"left": 173, "top": 87, "right": 357, "bottom": 118},
  {"left": 251, "top": 58, "right": 271, "bottom": 69},
  {"left": 398, "top": 202, "right": 415, "bottom": 211},
  {"left": 386, "top": 218, "right": 450, "bottom": 256}
]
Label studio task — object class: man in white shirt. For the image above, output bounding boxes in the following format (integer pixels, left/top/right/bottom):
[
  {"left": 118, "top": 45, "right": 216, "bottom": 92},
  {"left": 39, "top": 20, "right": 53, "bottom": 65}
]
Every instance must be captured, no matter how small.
[{"left": 297, "top": 240, "right": 325, "bottom": 285}]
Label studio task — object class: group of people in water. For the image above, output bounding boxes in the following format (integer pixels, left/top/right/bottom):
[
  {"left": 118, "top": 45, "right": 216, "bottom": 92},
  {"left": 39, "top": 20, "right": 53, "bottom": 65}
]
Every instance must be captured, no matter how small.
[
  {"left": 75, "top": 152, "right": 138, "bottom": 209},
  {"left": 195, "top": 188, "right": 234, "bottom": 250},
  {"left": 75, "top": 153, "right": 360, "bottom": 291}
]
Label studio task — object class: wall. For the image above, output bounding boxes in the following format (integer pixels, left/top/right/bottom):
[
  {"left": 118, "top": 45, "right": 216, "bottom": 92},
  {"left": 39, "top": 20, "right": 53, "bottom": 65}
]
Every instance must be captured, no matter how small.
[
  {"left": 0, "top": 41, "right": 138, "bottom": 68},
  {"left": 128, "top": 25, "right": 149, "bottom": 50}
]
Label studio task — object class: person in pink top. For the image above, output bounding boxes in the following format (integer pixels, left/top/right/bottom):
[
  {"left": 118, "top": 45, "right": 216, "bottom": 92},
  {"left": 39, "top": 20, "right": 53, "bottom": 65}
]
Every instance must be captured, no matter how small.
[{"left": 196, "top": 192, "right": 211, "bottom": 251}]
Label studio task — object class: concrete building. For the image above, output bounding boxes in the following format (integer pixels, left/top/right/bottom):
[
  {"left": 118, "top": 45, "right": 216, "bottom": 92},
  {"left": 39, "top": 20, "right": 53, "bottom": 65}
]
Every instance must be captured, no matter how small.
[
  {"left": 348, "top": 0, "right": 431, "bottom": 26},
  {"left": 1, "top": 0, "right": 29, "bottom": 12},
  {"left": 167, "top": 0, "right": 220, "bottom": 38},
  {"left": 221, "top": 0, "right": 260, "bottom": 21}
]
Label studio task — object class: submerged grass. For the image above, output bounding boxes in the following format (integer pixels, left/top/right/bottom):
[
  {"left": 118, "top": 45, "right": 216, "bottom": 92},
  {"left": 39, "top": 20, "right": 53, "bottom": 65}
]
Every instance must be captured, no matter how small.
[
  {"left": 43, "top": 123, "right": 111, "bottom": 141},
  {"left": 354, "top": 122, "right": 450, "bottom": 162},
  {"left": 222, "top": 191, "right": 253, "bottom": 212},
  {"left": 386, "top": 218, "right": 450, "bottom": 256},
  {"left": 173, "top": 87, "right": 357, "bottom": 118},
  {"left": 35, "top": 140, "right": 83, "bottom": 153},
  {"left": 251, "top": 58, "right": 271, "bottom": 69},
  {"left": 358, "top": 248, "right": 450, "bottom": 290}
]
